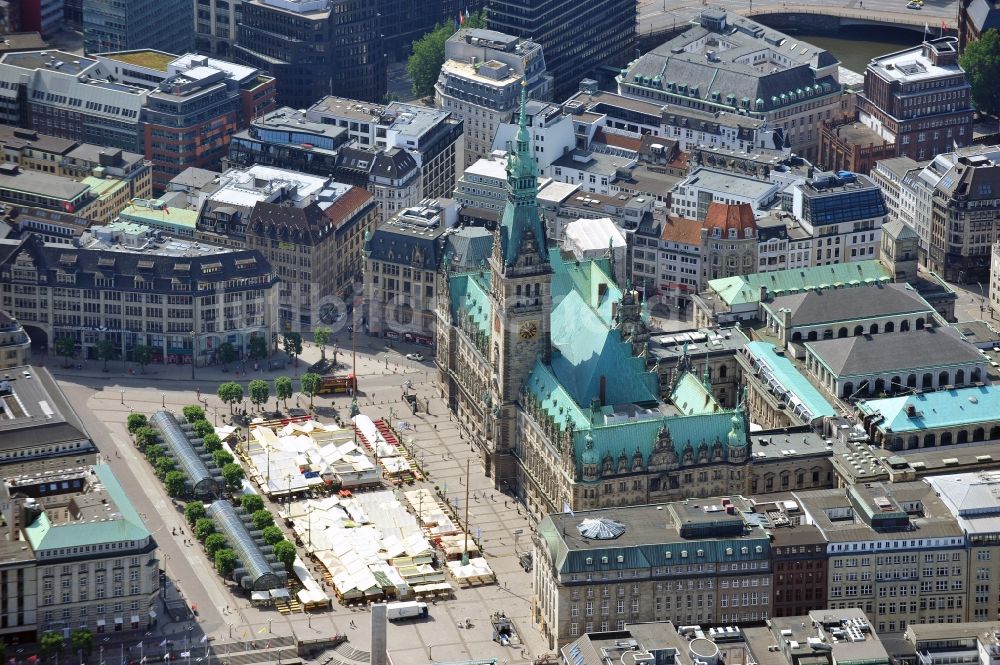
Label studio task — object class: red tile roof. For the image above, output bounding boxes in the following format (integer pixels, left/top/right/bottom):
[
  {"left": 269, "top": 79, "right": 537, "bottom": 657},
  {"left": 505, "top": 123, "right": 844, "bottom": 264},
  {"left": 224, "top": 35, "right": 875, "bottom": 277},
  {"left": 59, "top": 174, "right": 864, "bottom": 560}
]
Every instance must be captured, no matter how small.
[
  {"left": 702, "top": 202, "right": 757, "bottom": 239},
  {"left": 322, "top": 186, "right": 375, "bottom": 228},
  {"left": 661, "top": 215, "right": 703, "bottom": 246}
]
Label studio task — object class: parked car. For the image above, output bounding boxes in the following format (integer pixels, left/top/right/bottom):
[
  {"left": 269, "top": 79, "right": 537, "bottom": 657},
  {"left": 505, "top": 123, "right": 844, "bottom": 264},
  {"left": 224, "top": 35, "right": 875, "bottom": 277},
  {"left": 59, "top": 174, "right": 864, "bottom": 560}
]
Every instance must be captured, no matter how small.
[{"left": 406, "top": 353, "right": 424, "bottom": 361}]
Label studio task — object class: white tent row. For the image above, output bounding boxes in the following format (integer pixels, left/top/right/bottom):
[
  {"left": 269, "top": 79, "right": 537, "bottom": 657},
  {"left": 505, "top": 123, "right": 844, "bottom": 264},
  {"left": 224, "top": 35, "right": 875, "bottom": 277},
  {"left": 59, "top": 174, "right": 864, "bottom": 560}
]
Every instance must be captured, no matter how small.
[
  {"left": 446, "top": 557, "right": 495, "bottom": 582},
  {"left": 290, "top": 556, "right": 330, "bottom": 607},
  {"left": 402, "top": 489, "right": 460, "bottom": 534}
]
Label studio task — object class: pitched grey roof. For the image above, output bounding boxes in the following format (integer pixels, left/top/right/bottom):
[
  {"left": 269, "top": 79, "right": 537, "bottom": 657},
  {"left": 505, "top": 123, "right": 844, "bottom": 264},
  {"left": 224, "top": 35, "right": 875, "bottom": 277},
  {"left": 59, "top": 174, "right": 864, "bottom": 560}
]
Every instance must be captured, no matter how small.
[
  {"left": 967, "top": 0, "right": 1000, "bottom": 33},
  {"left": 882, "top": 219, "right": 919, "bottom": 241},
  {"left": 806, "top": 326, "right": 984, "bottom": 377},
  {"left": 445, "top": 226, "right": 493, "bottom": 270},
  {"left": 766, "top": 283, "right": 932, "bottom": 328}
]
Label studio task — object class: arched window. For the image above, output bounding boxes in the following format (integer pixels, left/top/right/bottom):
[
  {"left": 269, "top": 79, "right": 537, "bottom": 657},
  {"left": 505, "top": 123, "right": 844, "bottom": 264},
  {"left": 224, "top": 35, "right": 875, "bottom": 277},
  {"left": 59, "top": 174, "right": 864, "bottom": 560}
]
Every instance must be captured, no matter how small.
[
  {"left": 939, "top": 371, "right": 950, "bottom": 387},
  {"left": 891, "top": 377, "right": 902, "bottom": 392},
  {"left": 838, "top": 327, "right": 848, "bottom": 338},
  {"left": 719, "top": 365, "right": 728, "bottom": 379},
  {"left": 923, "top": 433, "right": 936, "bottom": 447},
  {"left": 957, "top": 430, "right": 969, "bottom": 444},
  {"left": 792, "top": 331, "right": 802, "bottom": 342},
  {"left": 973, "top": 428, "right": 985, "bottom": 442},
  {"left": 916, "top": 318, "right": 925, "bottom": 329},
  {"left": 807, "top": 331, "right": 818, "bottom": 341},
  {"left": 884, "top": 321, "right": 895, "bottom": 333},
  {"left": 854, "top": 325, "right": 864, "bottom": 336},
  {"left": 941, "top": 431, "right": 953, "bottom": 446},
  {"left": 842, "top": 382, "right": 854, "bottom": 398},
  {"left": 900, "top": 319, "right": 910, "bottom": 332},
  {"left": 922, "top": 373, "right": 933, "bottom": 388},
  {"left": 869, "top": 323, "right": 879, "bottom": 335},
  {"left": 955, "top": 369, "right": 965, "bottom": 385},
  {"left": 973, "top": 368, "right": 983, "bottom": 382},
  {"left": 907, "top": 374, "right": 917, "bottom": 388}
]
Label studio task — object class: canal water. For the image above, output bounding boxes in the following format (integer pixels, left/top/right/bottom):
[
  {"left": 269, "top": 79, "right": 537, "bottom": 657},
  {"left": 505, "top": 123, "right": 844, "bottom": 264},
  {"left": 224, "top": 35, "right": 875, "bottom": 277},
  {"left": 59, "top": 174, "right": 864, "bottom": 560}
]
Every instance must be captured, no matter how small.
[{"left": 781, "top": 25, "right": 931, "bottom": 74}]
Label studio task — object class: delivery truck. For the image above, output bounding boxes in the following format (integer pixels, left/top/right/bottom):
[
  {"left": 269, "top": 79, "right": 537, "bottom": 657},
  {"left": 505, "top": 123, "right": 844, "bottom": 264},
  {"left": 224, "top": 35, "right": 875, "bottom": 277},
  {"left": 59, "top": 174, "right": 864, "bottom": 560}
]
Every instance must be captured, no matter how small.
[{"left": 386, "top": 601, "right": 428, "bottom": 621}]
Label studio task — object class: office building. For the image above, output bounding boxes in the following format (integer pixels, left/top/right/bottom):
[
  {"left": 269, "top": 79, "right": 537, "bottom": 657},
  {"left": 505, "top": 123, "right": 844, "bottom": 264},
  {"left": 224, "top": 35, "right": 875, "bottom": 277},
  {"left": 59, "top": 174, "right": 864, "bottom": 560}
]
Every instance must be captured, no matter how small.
[
  {"left": 619, "top": 10, "right": 842, "bottom": 161},
  {"left": 534, "top": 496, "right": 772, "bottom": 645},
  {"left": 234, "top": 0, "right": 384, "bottom": 109},
  {"left": 790, "top": 173, "right": 888, "bottom": 266},
  {"left": 699, "top": 202, "right": 759, "bottom": 284},
  {"left": 193, "top": 0, "right": 242, "bottom": 57},
  {"left": 670, "top": 168, "right": 780, "bottom": 221},
  {"left": 0, "top": 311, "right": 31, "bottom": 368},
  {"left": 0, "top": 49, "right": 276, "bottom": 192},
  {"left": 363, "top": 200, "right": 459, "bottom": 346},
  {"left": 856, "top": 38, "right": 972, "bottom": 162},
  {"left": 225, "top": 107, "right": 422, "bottom": 222},
  {"left": 0, "top": 232, "right": 277, "bottom": 366},
  {"left": 83, "top": 0, "right": 192, "bottom": 55},
  {"left": 797, "top": 481, "right": 968, "bottom": 633},
  {"left": 0, "top": 463, "right": 158, "bottom": 642},
  {"left": 436, "top": 29, "right": 551, "bottom": 167},
  {"left": 307, "top": 96, "right": 464, "bottom": 200},
  {"left": 487, "top": 0, "right": 635, "bottom": 100},
  {"left": 379, "top": 0, "right": 485, "bottom": 60},
  {"left": 20, "top": 0, "right": 62, "bottom": 37}
]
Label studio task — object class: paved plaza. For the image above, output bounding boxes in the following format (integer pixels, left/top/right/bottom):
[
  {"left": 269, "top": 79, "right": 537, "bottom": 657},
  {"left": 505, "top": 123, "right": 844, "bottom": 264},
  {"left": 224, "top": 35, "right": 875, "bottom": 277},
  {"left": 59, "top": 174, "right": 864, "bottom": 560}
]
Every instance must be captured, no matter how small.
[{"left": 44, "top": 330, "right": 552, "bottom": 665}]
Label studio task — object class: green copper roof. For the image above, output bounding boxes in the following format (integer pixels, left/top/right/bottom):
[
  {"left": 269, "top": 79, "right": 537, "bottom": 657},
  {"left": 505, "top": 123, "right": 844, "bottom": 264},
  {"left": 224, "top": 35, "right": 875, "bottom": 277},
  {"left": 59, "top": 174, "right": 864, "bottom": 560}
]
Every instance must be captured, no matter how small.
[
  {"left": 709, "top": 260, "right": 891, "bottom": 306},
  {"left": 857, "top": 385, "right": 1000, "bottom": 434},
  {"left": 449, "top": 271, "right": 493, "bottom": 339},
  {"left": 671, "top": 372, "right": 721, "bottom": 415},
  {"left": 498, "top": 83, "right": 547, "bottom": 267},
  {"left": 550, "top": 252, "right": 657, "bottom": 406},
  {"left": 745, "top": 341, "right": 836, "bottom": 421},
  {"left": 25, "top": 465, "right": 150, "bottom": 552}
]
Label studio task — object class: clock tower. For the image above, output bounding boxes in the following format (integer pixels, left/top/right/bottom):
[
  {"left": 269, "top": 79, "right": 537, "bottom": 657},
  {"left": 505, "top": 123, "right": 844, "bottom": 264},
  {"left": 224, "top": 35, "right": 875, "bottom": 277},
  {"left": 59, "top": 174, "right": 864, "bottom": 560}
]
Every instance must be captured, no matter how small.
[{"left": 486, "top": 80, "right": 552, "bottom": 485}]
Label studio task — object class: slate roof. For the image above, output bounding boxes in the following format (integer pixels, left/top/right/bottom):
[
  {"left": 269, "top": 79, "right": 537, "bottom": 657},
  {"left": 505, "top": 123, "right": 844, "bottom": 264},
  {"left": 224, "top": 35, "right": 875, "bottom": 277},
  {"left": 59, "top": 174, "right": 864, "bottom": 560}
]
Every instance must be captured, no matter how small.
[
  {"left": 0, "top": 234, "right": 274, "bottom": 294},
  {"left": 365, "top": 214, "right": 449, "bottom": 271},
  {"left": 0, "top": 365, "right": 93, "bottom": 454},
  {"left": 806, "top": 326, "right": 984, "bottom": 377},
  {"left": 168, "top": 167, "right": 219, "bottom": 190},
  {"left": 763, "top": 283, "right": 933, "bottom": 328},
  {"left": 622, "top": 14, "right": 839, "bottom": 113},
  {"left": 857, "top": 385, "right": 1000, "bottom": 434},
  {"left": 247, "top": 201, "right": 332, "bottom": 247},
  {"left": 882, "top": 218, "right": 919, "bottom": 241},
  {"left": 444, "top": 226, "right": 493, "bottom": 271},
  {"left": 967, "top": 0, "right": 1000, "bottom": 33}
]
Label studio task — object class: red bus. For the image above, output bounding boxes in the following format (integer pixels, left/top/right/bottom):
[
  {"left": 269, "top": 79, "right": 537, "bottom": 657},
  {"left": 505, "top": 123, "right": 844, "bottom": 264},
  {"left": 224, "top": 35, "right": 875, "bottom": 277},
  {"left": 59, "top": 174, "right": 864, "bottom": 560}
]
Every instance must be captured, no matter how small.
[{"left": 317, "top": 374, "right": 357, "bottom": 395}]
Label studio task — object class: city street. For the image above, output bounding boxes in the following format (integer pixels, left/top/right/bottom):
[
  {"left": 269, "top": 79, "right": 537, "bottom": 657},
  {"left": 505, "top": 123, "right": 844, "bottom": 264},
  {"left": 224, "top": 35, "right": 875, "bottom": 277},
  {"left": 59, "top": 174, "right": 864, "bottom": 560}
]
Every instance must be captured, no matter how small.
[{"left": 45, "top": 329, "right": 551, "bottom": 664}]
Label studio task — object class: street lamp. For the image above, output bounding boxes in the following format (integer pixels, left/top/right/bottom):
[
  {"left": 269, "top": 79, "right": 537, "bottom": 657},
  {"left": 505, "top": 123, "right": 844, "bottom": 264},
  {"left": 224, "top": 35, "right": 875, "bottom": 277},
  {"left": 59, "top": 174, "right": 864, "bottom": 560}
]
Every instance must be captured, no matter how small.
[
  {"left": 189, "top": 330, "right": 197, "bottom": 381},
  {"left": 162, "top": 393, "right": 166, "bottom": 408},
  {"left": 120, "top": 390, "right": 125, "bottom": 405}
]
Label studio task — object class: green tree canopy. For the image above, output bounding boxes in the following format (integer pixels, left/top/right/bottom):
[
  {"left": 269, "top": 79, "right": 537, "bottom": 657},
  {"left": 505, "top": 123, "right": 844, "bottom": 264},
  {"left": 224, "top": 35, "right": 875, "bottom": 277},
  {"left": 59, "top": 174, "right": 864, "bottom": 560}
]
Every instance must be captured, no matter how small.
[
  {"left": 218, "top": 381, "right": 244, "bottom": 414},
  {"left": 133, "top": 345, "right": 153, "bottom": 372},
  {"left": 54, "top": 336, "right": 75, "bottom": 366},
  {"left": 144, "top": 443, "right": 163, "bottom": 464},
  {"left": 407, "top": 11, "right": 487, "bottom": 98},
  {"left": 274, "top": 376, "right": 293, "bottom": 410},
  {"left": 164, "top": 470, "right": 187, "bottom": 497},
  {"left": 127, "top": 413, "right": 148, "bottom": 434},
  {"left": 215, "top": 548, "right": 238, "bottom": 577},
  {"left": 70, "top": 629, "right": 93, "bottom": 659},
  {"left": 183, "top": 405, "right": 206, "bottom": 423},
  {"left": 273, "top": 540, "right": 297, "bottom": 570},
  {"left": 134, "top": 426, "right": 159, "bottom": 452},
  {"left": 283, "top": 333, "right": 303, "bottom": 360},
  {"left": 314, "top": 327, "right": 330, "bottom": 360},
  {"left": 248, "top": 379, "right": 270, "bottom": 411},
  {"left": 39, "top": 632, "right": 64, "bottom": 660},
  {"left": 191, "top": 420, "right": 214, "bottom": 439},
  {"left": 251, "top": 508, "right": 274, "bottom": 530},
  {"left": 222, "top": 463, "right": 245, "bottom": 491},
  {"left": 241, "top": 494, "right": 264, "bottom": 514},
  {"left": 202, "top": 432, "right": 223, "bottom": 454},
  {"left": 300, "top": 373, "right": 322, "bottom": 410},
  {"left": 961, "top": 28, "right": 1000, "bottom": 117},
  {"left": 218, "top": 342, "right": 236, "bottom": 369},
  {"left": 204, "top": 533, "right": 227, "bottom": 557},
  {"left": 154, "top": 456, "right": 176, "bottom": 480},
  {"left": 184, "top": 501, "right": 206, "bottom": 526},
  {"left": 248, "top": 335, "right": 268, "bottom": 361},
  {"left": 194, "top": 517, "right": 216, "bottom": 541},
  {"left": 261, "top": 525, "right": 285, "bottom": 545},
  {"left": 212, "top": 449, "right": 234, "bottom": 468},
  {"left": 96, "top": 339, "right": 116, "bottom": 370}
]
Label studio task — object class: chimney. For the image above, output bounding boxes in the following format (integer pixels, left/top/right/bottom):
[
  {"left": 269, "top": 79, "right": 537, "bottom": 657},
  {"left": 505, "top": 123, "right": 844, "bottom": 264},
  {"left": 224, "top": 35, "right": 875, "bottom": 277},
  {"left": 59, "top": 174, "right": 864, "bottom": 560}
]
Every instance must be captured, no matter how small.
[
  {"left": 599, "top": 375, "right": 607, "bottom": 407},
  {"left": 759, "top": 285, "right": 768, "bottom": 302}
]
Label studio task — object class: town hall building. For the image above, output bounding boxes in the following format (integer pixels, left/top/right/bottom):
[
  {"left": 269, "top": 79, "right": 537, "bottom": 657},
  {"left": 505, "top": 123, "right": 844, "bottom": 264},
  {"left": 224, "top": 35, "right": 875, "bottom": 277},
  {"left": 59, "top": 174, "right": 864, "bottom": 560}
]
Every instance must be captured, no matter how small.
[{"left": 435, "top": 84, "right": 756, "bottom": 519}]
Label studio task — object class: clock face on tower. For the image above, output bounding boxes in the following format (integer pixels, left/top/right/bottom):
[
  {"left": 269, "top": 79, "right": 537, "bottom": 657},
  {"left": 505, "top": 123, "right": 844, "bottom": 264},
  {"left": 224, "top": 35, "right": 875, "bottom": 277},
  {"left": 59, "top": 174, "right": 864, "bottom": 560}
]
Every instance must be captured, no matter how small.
[{"left": 518, "top": 321, "right": 539, "bottom": 341}]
